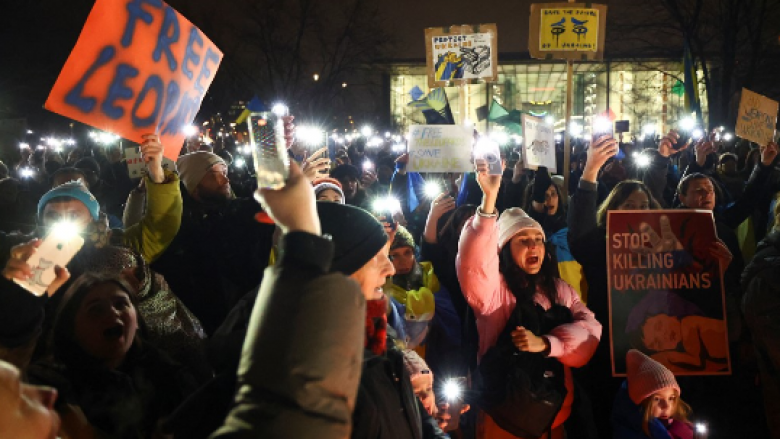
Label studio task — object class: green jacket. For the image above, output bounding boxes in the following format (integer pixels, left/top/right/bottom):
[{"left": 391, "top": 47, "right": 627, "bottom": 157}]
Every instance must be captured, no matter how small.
[{"left": 120, "top": 170, "right": 182, "bottom": 264}]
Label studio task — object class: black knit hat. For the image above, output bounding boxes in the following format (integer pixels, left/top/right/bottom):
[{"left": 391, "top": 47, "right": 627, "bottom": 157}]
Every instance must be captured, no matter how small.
[
  {"left": 316, "top": 201, "right": 387, "bottom": 275},
  {"left": 330, "top": 164, "right": 361, "bottom": 181}
]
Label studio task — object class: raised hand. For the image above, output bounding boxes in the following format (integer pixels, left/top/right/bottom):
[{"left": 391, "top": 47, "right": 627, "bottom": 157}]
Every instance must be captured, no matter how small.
[
  {"left": 301, "top": 147, "right": 331, "bottom": 181},
  {"left": 658, "top": 130, "right": 690, "bottom": 158},
  {"left": 254, "top": 162, "right": 320, "bottom": 236},
  {"left": 582, "top": 135, "right": 619, "bottom": 183},
  {"left": 429, "top": 193, "right": 456, "bottom": 222},
  {"left": 140, "top": 134, "right": 165, "bottom": 183},
  {"left": 3, "top": 240, "right": 70, "bottom": 296},
  {"left": 761, "top": 142, "right": 779, "bottom": 166}
]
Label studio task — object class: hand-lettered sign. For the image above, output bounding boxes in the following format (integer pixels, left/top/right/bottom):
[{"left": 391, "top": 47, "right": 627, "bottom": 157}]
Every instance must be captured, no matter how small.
[
  {"left": 529, "top": 3, "right": 608, "bottom": 61},
  {"left": 125, "top": 147, "right": 176, "bottom": 179},
  {"left": 45, "top": 0, "right": 223, "bottom": 161},
  {"left": 407, "top": 125, "right": 473, "bottom": 173},
  {"left": 736, "top": 88, "right": 779, "bottom": 146},
  {"left": 607, "top": 210, "right": 730, "bottom": 376},
  {"left": 521, "top": 114, "right": 556, "bottom": 170},
  {"left": 424, "top": 24, "right": 498, "bottom": 87}
]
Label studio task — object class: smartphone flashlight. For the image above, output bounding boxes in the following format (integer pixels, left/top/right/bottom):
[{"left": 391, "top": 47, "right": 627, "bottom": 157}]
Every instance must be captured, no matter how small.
[
  {"left": 363, "top": 160, "right": 374, "bottom": 171},
  {"left": 694, "top": 422, "right": 708, "bottom": 439},
  {"left": 424, "top": 181, "right": 442, "bottom": 199},
  {"left": 442, "top": 377, "right": 466, "bottom": 431},
  {"left": 50, "top": 221, "right": 82, "bottom": 241}
]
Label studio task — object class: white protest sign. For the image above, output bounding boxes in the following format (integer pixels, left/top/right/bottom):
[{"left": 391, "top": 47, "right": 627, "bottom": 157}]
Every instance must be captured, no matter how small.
[
  {"left": 521, "top": 114, "right": 556, "bottom": 170},
  {"left": 736, "top": 88, "right": 778, "bottom": 146},
  {"left": 125, "top": 147, "right": 176, "bottom": 179},
  {"left": 407, "top": 125, "right": 474, "bottom": 173}
]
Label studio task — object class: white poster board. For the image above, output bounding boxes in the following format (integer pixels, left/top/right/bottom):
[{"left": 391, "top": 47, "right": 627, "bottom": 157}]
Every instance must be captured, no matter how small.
[
  {"left": 125, "top": 147, "right": 176, "bottom": 179},
  {"left": 407, "top": 125, "right": 474, "bottom": 173},
  {"left": 736, "top": 88, "right": 778, "bottom": 146},
  {"left": 521, "top": 114, "right": 556, "bottom": 170}
]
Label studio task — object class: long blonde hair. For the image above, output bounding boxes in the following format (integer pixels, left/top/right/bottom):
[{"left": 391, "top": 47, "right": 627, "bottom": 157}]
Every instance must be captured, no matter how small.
[{"left": 639, "top": 389, "right": 692, "bottom": 436}]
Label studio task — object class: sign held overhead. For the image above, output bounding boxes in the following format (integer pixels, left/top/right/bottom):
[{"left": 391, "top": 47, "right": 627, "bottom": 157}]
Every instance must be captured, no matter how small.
[{"left": 45, "top": 0, "right": 223, "bottom": 161}]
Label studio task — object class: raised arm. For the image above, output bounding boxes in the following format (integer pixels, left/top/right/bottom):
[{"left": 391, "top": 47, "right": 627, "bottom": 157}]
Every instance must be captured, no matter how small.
[
  {"left": 122, "top": 135, "right": 183, "bottom": 263},
  {"left": 567, "top": 135, "right": 618, "bottom": 264},
  {"left": 456, "top": 158, "right": 503, "bottom": 316}
]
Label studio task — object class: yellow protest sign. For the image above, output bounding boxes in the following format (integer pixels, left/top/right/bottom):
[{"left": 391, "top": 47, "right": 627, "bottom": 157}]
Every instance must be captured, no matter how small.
[
  {"left": 736, "top": 88, "right": 778, "bottom": 146},
  {"left": 529, "top": 3, "right": 607, "bottom": 61}
]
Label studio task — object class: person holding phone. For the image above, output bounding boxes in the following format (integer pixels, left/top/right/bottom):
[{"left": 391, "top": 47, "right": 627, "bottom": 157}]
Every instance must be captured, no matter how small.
[{"left": 457, "top": 156, "right": 601, "bottom": 439}]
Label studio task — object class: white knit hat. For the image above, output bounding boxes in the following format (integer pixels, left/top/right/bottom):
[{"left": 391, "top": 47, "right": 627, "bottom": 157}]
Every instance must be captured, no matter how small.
[
  {"left": 497, "top": 207, "right": 545, "bottom": 250},
  {"left": 626, "top": 349, "right": 680, "bottom": 404},
  {"left": 176, "top": 151, "right": 227, "bottom": 196},
  {"left": 314, "top": 181, "right": 345, "bottom": 204}
]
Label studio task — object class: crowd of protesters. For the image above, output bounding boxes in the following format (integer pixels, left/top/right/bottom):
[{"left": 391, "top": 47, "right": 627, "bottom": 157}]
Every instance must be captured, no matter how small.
[{"left": 0, "top": 118, "right": 779, "bottom": 439}]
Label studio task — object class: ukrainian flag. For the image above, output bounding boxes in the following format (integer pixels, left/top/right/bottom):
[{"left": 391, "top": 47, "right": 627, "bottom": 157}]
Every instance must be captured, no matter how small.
[
  {"left": 548, "top": 228, "right": 589, "bottom": 302},
  {"left": 683, "top": 41, "right": 702, "bottom": 123}
]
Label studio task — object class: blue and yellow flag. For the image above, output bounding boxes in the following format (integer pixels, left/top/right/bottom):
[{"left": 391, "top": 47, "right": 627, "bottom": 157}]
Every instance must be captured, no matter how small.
[
  {"left": 235, "top": 96, "right": 267, "bottom": 125},
  {"left": 683, "top": 42, "right": 702, "bottom": 123}
]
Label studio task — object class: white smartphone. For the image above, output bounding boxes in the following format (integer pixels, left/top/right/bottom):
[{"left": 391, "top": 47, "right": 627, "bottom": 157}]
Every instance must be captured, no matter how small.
[
  {"left": 477, "top": 141, "right": 503, "bottom": 175},
  {"left": 14, "top": 231, "right": 84, "bottom": 296}
]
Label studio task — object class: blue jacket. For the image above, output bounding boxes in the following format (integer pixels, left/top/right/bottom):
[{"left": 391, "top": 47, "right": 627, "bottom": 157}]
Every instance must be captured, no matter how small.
[{"left": 612, "top": 381, "right": 672, "bottom": 439}]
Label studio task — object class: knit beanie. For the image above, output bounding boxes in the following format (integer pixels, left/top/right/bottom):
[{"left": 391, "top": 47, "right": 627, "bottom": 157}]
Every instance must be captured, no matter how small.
[
  {"left": 313, "top": 178, "right": 345, "bottom": 204},
  {"left": 316, "top": 201, "right": 387, "bottom": 275},
  {"left": 626, "top": 349, "right": 680, "bottom": 405},
  {"left": 330, "top": 164, "right": 361, "bottom": 181},
  {"left": 38, "top": 180, "right": 100, "bottom": 221},
  {"left": 497, "top": 207, "right": 546, "bottom": 251},
  {"left": 391, "top": 225, "right": 415, "bottom": 251},
  {"left": 177, "top": 151, "right": 227, "bottom": 196},
  {"left": 402, "top": 349, "right": 433, "bottom": 383}
]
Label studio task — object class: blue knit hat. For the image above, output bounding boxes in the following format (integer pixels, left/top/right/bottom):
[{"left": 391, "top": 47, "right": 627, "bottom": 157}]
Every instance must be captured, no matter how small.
[{"left": 38, "top": 180, "right": 100, "bottom": 221}]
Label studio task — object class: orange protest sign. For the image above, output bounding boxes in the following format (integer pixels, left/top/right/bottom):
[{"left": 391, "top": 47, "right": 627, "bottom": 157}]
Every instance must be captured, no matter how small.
[{"left": 45, "top": 0, "right": 223, "bottom": 161}]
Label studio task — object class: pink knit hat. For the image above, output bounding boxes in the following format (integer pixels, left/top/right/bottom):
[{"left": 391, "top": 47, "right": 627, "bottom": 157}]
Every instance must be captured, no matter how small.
[
  {"left": 497, "top": 207, "right": 546, "bottom": 251},
  {"left": 626, "top": 349, "right": 680, "bottom": 404},
  {"left": 402, "top": 349, "right": 432, "bottom": 383}
]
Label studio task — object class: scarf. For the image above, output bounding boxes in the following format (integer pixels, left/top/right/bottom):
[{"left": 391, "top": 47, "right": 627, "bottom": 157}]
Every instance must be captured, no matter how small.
[{"left": 365, "top": 297, "right": 388, "bottom": 356}]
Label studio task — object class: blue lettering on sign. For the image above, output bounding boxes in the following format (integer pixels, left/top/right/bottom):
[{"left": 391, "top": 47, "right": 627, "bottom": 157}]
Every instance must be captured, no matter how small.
[
  {"left": 162, "top": 92, "right": 197, "bottom": 135},
  {"left": 153, "top": 6, "right": 180, "bottom": 72},
  {"left": 102, "top": 64, "right": 139, "bottom": 119},
  {"left": 122, "top": 0, "right": 163, "bottom": 48},
  {"left": 194, "top": 46, "right": 219, "bottom": 95},
  {"left": 131, "top": 74, "right": 164, "bottom": 127},
  {"left": 182, "top": 27, "right": 203, "bottom": 80},
  {"left": 65, "top": 45, "right": 117, "bottom": 113},
  {"left": 156, "top": 80, "right": 181, "bottom": 133}
]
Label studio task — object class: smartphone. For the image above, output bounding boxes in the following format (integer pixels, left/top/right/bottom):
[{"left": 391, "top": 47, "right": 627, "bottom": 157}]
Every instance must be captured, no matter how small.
[
  {"left": 14, "top": 232, "right": 84, "bottom": 296},
  {"left": 442, "top": 377, "right": 467, "bottom": 431},
  {"left": 592, "top": 117, "right": 614, "bottom": 141},
  {"left": 477, "top": 142, "right": 503, "bottom": 175}
]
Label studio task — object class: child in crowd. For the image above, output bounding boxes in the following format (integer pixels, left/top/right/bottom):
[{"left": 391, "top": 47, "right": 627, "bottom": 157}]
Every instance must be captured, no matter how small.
[{"left": 612, "top": 349, "right": 694, "bottom": 439}]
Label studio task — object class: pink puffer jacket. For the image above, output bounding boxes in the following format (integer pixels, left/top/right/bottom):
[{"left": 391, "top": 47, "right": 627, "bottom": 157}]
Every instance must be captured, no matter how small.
[{"left": 456, "top": 214, "right": 602, "bottom": 431}]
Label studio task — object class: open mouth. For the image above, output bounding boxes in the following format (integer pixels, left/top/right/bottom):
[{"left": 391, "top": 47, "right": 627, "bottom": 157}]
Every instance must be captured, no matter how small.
[
  {"left": 103, "top": 324, "right": 124, "bottom": 340},
  {"left": 526, "top": 255, "right": 540, "bottom": 265}
]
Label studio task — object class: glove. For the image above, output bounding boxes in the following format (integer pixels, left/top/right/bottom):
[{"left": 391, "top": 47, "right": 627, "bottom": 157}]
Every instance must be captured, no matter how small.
[{"left": 532, "top": 166, "right": 552, "bottom": 204}]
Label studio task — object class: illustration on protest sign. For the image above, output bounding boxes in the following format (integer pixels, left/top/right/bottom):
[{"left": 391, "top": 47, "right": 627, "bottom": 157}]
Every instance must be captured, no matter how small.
[
  {"left": 607, "top": 210, "right": 730, "bottom": 376},
  {"left": 736, "top": 88, "right": 778, "bottom": 146},
  {"left": 424, "top": 24, "right": 498, "bottom": 87},
  {"left": 529, "top": 3, "right": 607, "bottom": 61},
  {"left": 407, "top": 125, "right": 473, "bottom": 173},
  {"left": 521, "top": 114, "right": 556, "bottom": 170},
  {"left": 45, "top": 0, "right": 223, "bottom": 161}
]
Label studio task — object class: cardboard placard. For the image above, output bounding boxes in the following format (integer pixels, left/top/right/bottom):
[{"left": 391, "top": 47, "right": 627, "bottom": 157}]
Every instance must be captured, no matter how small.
[
  {"left": 529, "top": 3, "right": 608, "bottom": 61},
  {"left": 125, "top": 147, "right": 176, "bottom": 179},
  {"left": 736, "top": 88, "right": 779, "bottom": 146},
  {"left": 521, "top": 114, "right": 556, "bottom": 170},
  {"left": 45, "top": 0, "right": 223, "bottom": 161},
  {"left": 407, "top": 125, "right": 473, "bottom": 173},
  {"left": 424, "top": 24, "right": 498, "bottom": 87},
  {"left": 607, "top": 210, "right": 731, "bottom": 376}
]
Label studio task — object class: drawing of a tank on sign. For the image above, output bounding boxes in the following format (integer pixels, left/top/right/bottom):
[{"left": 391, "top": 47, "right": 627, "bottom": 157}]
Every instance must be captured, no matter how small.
[
  {"left": 461, "top": 46, "right": 491, "bottom": 75},
  {"left": 530, "top": 139, "right": 550, "bottom": 155}
]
